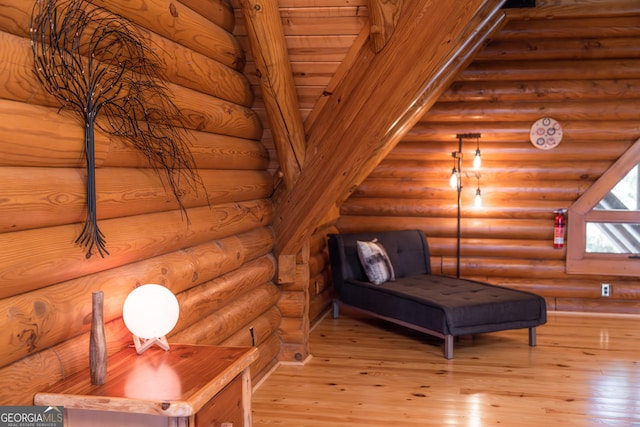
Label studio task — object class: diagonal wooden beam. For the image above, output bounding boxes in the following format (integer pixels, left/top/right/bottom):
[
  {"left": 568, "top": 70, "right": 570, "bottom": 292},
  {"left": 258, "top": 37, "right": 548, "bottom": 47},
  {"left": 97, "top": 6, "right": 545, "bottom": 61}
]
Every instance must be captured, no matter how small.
[
  {"left": 239, "top": 0, "right": 306, "bottom": 188},
  {"left": 274, "top": 0, "right": 507, "bottom": 257},
  {"left": 368, "top": 0, "right": 403, "bottom": 53}
]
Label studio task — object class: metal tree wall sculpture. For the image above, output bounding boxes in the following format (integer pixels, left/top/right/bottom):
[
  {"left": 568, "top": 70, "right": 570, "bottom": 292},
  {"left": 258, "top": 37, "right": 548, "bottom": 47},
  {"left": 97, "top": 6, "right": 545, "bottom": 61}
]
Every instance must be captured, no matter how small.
[{"left": 30, "top": 0, "right": 202, "bottom": 258}]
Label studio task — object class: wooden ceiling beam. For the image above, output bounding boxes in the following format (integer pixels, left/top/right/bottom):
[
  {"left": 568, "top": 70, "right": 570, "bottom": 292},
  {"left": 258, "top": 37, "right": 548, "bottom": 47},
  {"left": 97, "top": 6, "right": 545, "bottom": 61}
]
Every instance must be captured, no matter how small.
[
  {"left": 368, "top": 0, "right": 403, "bottom": 53},
  {"left": 274, "top": 0, "right": 507, "bottom": 257},
  {"left": 239, "top": 0, "right": 306, "bottom": 188}
]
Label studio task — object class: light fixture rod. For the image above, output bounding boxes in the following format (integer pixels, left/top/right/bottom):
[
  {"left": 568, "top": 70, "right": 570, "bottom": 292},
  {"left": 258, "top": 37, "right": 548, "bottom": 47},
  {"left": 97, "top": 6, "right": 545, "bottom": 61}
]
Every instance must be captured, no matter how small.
[
  {"left": 456, "top": 133, "right": 481, "bottom": 139},
  {"left": 452, "top": 133, "right": 482, "bottom": 278},
  {"left": 455, "top": 137, "right": 463, "bottom": 278}
]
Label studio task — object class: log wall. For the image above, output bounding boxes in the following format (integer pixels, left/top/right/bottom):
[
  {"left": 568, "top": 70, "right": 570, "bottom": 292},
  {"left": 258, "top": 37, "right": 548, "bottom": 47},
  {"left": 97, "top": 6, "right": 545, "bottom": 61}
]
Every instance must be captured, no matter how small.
[
  {"left": 0, "top": 0, "right": 278, "bottom": 405},
  {"left": 337, "top": 4, "right": 640, "bottom": 314}
]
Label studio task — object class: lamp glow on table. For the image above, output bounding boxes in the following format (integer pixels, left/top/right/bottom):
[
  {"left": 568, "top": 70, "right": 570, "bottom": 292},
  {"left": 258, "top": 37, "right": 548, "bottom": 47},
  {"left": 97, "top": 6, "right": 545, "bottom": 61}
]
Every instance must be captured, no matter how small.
[{"left": 122, "top": 284, "right": 179, "bottom": 354}]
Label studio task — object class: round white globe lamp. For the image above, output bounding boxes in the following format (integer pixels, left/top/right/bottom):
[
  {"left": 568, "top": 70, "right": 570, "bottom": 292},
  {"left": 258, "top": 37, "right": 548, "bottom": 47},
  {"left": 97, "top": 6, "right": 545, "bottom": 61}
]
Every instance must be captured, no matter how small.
[{"left": 123, "top": 284, "right": 179, "bottom": 354}]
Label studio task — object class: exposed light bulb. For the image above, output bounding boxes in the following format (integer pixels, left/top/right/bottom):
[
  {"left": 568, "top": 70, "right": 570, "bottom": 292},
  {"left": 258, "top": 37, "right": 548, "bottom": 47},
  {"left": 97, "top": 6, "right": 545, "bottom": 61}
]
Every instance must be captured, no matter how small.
[
  {"left": 449, "top": 168, "right": 458, "bottom": 190},
  {"left": 474, "top": 188, "right": 482, "bottom": 208},
  {"left": 473, "top": 148, "right": 481, "bottom": 169}
]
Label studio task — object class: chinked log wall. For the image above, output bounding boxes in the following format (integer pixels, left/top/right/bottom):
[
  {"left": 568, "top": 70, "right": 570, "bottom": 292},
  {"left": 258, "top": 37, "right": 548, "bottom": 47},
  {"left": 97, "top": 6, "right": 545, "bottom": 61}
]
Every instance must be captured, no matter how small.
[
  {"left": 0, "top": 0, "right": 278, "bottom": 405},
  {"left": 337, "top": 5, "right": 640, "bottom": 314}
]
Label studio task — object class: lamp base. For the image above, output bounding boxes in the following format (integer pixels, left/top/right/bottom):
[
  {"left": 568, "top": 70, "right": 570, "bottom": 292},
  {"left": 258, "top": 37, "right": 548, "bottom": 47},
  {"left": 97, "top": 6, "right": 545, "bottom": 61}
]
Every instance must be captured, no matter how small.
[{"left": 132, "top": 335, "right": 170, "bottom": 354}]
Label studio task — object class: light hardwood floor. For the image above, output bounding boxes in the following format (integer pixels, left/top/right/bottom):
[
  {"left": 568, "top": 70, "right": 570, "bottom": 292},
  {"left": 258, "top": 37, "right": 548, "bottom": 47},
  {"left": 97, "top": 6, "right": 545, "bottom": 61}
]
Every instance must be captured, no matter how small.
[{"left": 252, "top": 308, "right": 640, "bottom": 426}]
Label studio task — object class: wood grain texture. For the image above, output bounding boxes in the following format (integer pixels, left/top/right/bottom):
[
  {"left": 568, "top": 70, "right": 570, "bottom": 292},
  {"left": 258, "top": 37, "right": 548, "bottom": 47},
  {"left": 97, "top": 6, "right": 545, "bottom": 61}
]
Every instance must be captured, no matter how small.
[
  {"left": 497, "top": 16, "right": 640, "bottom": 40},
  {"left": 367, "top": 0, "right": 402, "bottom": 53},
  {"left": 0, "top": 34, "right": 262, "bottom": 138},
  {"left": 274, "top": 0, "right": 506, "bottom": 256},
  {"left": 234, "top": 6, "right": 368, "bottom": 37},
  {"left": 240, "top": 0, "right": 307, "bottom": 188},
  {"left": 476, "top": 36, "right": 640, "bottom": 61},
  {"left": 0, "top": 1, "right": 31, "bottom": 37},
  {"left": 403, "top": 120, "right": 640, "bottom": 143},
  {"left": 309, "top": 285, "right": 333, "bottom": 323},
  {"left": 0, "top": 100, "right": 264, "bottom": 168},
  {"left": 178, "top": 0, "right": 236, "bottom": 32},
  {"left": 505, "top": 0, "right": 640, "bottom": 19},
  {"left": 244, "top": 332, "right": 280, "bottom": 383},
  {"left": 387, "top": 140, "right": 632, "bottom": 160},
  {"left": 341, "top": 197, "right": 578, "bottom": 219},
  {"left": 91, "top": 0, "right": 245, "bottom": 69},
  {"left": 336, "top": 216, "right": 555, "bottom": 240},
  {"left": 168, "top": 83, "right": 263, "bottom": 138},
  {"left": 278, "top": 317, "right": 306, "bottom": 343},
  {"left": 35, "top": 345, "right": 257, "bottom": 417},
  {"left": 0, "top": 20, "right": 252, "bottom": 108},
  {"left": 0, "top": 0, "right": 244, "bottom": 70},
  {"left": 0, "top": 227, "right": 273, "bottom": 369},
  {"left": 89, "top": 291, "right": 107, "bottom": 385},
  {"left": 279, "top": 291, "right": 307, "bottom": 318},
  {"left": 233, "top": 0, "right": 370, "bottom": 172},
  {"left": 0, "top": 244, "right": 279, "bottom": 404},
  {"left": 45, "top": 127, "right": 268, "bottom": 171},
  {"left": 352, "top": 178, "right": 592, "bottom": 201},
  {"left": 0, "top": 167, "right": 272, "bottom": 233},
  {"left": 337, "top": 1, "right": 640, "bottom": 313},
  {"left": 0, "top": 0, "right": 277, "bottom": 410},
  {"left": 176, "top": 255, "right": 277, "bottom": 333},
  {"left": 0, "top": 200, "right": 273, "bottom": 299},
  {"left": 0, "top": 319, "right": 133, "bottom": 406},
  {"left": 253, "top": 309, "right": 640, "bottom": 426},
  {"left": 277, "top": 259, "right": 311, "bottom": 362},
  {"left": 425, "top": 99, "right": 640, "bottom": 122},
  {"left": 221, "top": 306, "right": 281, "bottom": 354},
  {"left": 171, "top": 282, "right": 281, "bottom": 344}
]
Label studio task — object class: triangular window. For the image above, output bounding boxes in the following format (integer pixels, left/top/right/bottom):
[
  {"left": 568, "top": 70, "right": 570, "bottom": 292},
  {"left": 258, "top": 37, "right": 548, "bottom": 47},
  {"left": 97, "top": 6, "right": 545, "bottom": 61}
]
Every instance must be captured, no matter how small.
[
  {"left": 567, "top": 138, "right": 640, "bottom": 276},
  {"left": 587, "top": 163, "right": 640, "bottom": 254}
]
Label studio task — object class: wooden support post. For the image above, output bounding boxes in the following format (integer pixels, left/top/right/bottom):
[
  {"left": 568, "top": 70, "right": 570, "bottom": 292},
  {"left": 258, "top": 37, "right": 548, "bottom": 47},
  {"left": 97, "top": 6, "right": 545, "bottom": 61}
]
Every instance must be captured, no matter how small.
[
  {"left": 277, "top": 254, "right": 297, "bottom": 284},
  {"left": 276, "top": 243, "right": 311, "bottom": 364}
]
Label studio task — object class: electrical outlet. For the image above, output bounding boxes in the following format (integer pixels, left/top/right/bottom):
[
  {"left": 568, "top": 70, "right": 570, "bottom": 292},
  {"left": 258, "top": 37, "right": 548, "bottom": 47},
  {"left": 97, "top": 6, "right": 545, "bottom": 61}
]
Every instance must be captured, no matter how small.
[{"left": 601, "top": 283, "right": 610, "bottom": 297}]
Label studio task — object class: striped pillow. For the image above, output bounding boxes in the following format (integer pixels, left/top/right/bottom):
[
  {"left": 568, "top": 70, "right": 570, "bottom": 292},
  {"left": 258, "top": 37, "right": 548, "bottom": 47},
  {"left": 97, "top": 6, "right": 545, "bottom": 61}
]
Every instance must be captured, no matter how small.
[{"left": 356, "top": 239, "right": 395, "bottom": 285}]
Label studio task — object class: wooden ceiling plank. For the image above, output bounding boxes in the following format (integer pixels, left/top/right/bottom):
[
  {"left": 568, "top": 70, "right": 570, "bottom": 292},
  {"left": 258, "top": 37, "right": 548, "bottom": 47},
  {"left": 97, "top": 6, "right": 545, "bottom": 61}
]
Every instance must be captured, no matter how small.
[{"left": 274, "top": 0, "right": 507, "bottom": 256}]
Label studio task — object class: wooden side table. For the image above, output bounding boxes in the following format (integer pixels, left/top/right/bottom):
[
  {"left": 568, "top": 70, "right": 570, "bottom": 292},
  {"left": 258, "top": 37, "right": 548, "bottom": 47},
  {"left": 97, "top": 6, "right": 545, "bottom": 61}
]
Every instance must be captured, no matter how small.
[{"left": 34, "top": 344, "right": 258, "bottom": 427}]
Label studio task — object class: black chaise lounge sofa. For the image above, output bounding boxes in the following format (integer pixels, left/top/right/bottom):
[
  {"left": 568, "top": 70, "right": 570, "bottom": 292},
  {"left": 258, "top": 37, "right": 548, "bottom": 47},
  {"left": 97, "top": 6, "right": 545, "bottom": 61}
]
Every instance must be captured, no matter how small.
[{"left": 327, "top": 229, "right": 547, "bottom": 359}]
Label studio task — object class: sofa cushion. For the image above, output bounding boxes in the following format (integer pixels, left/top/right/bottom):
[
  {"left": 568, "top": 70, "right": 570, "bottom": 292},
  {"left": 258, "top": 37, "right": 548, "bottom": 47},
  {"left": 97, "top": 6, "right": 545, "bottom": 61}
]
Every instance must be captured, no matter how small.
[
  {"left": 327, "top": 230, "right": 431, "bottom": 292},
  {"left": 356, "top": 239, "right": 395, "bottom": 285}
]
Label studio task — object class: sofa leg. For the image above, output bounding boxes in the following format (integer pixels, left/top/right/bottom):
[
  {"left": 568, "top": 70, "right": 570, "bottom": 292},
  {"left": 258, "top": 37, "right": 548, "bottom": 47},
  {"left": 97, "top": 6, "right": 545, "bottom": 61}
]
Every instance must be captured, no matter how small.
[
  {"left": 529, "top": 327, "right": 537, "bottom": 347},
  {"left": 332, "top": 300, "right": 340, "bottom": 319},
  {"left": 444, "top": 335, "right": 454, "bottom": 359}
]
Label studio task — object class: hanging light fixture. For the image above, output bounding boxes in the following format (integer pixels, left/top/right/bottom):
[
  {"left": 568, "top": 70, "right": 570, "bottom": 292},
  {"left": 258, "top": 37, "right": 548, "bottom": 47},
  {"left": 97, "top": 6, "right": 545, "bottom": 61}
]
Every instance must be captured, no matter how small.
[
  {"left": 449, "top": 161, "right": 459, "bottom": 190},
  {"left": 474, "top": 178, "right": 482, "bottom": 208},
  {"left": 473, "top": 135, "right": 481, "bottom": 169},
  {"left": 450, "top": 133, "right": 482, "bottom": 196},
  {"left": 451, "top": 133, "right": 482, "bottom": 278}
]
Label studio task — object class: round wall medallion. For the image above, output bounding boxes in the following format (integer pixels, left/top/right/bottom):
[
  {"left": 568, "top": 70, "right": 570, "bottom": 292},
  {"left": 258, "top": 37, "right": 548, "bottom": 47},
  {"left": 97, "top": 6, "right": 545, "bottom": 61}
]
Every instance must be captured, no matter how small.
[{"left": 529, "top": 117, "right": 563, "bottom": 150}]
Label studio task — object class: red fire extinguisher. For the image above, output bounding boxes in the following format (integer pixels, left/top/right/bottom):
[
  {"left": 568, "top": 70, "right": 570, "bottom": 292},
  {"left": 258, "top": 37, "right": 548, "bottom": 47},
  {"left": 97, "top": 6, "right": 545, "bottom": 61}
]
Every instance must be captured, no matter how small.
[{"left": 553, "top": 209, "right": 567, "bottom": 249}]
